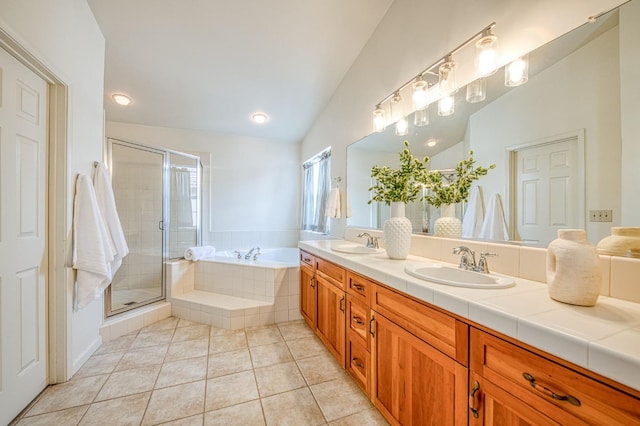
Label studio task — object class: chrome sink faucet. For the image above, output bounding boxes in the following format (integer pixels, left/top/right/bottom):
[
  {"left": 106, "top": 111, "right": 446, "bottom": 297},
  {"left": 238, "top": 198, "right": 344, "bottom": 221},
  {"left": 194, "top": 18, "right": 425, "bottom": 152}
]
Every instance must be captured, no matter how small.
[
  {"left": 453, "top": 246, "right": 497, "bottom": 273},
  {"left": 357, "top": 232, "right": 379, "bottom": 249}
]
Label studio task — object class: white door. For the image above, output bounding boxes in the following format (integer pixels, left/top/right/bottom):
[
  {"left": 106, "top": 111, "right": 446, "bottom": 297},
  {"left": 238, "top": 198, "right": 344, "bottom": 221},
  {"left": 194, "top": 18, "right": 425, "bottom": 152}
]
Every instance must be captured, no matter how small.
[
  {"left": 0, "top": 47, "right": 48, "bottom": 424},
  {"left": 515, "top": 137, "right": 581, "bottom": 245}
]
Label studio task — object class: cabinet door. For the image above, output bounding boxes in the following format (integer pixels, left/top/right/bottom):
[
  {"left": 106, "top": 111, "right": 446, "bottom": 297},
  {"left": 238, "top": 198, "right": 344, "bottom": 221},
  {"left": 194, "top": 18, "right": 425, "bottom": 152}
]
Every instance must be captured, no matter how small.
[
  {"left": 299, "top": 264, "right": 316, "bottom": 329},
  {"left": 316, "top": 274, "right": 346, "bottom": 367},
  {"left": 372, "top": 313, "right": 468, "bottom": 426}
]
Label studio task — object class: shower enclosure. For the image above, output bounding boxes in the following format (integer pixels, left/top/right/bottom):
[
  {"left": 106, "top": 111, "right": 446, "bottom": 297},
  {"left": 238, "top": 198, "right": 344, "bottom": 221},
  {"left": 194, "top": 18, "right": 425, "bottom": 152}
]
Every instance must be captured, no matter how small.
[{"left": 105, "top": 138, "right": 201, "bottom": 317}]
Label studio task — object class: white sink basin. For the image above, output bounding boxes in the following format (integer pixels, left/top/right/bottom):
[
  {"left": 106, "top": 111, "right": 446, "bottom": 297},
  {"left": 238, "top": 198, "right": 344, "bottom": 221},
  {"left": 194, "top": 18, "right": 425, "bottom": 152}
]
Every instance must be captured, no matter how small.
[
  {"left": 331, "top": 244, "right": 382, "bottom": 254},
  {"left": 404, "top": 263, "right": 515, "bottom": 289}
]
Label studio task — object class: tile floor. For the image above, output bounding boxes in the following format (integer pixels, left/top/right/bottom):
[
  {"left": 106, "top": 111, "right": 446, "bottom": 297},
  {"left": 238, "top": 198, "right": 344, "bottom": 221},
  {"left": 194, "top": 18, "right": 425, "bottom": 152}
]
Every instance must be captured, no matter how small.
[{"left": 11, "top": 318, "right": 389, "bottom": 425}]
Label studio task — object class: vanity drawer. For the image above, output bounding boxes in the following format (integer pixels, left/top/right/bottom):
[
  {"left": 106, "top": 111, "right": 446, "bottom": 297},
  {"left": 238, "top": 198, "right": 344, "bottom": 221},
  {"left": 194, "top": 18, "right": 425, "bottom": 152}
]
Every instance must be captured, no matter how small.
[
  {"left": 373, "top": 284, "right": 468, "bottom": 365},
  {"left": 347, "top": 295, "right": 370, "bottom": 349},
  {"left": 316, "top": 257, "right": 346, "bottom": 289},
  {"left": 470, "top": 328, "right": 640, "bottom": 425},
  {"left": 347, "top": 271, "right": 373, "bottom": 303},
  {"left": 300, "top": 250, "right": 314, "bottom": 268},
  {"left": 346, "top": 332, "right": 370, "bottom": 394}
]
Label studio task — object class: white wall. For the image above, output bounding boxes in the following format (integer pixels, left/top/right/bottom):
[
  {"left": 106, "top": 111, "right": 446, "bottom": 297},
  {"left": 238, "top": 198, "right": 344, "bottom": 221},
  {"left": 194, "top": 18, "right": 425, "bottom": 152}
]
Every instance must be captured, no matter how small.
[
  {"left": 106, "top": 122, "right": 301, "bottom": 251},
  {"left": 620, "top": 1, "right": 640, "bottom": 224},
  {"left": 468, "top": 27, "right": 621, "bottom": 243},
  {"left": 301, "top": 0, "right": 625, "bottom": 238},
  {"left": 0, "top": 0, "right": 106, "bottom": 378}
]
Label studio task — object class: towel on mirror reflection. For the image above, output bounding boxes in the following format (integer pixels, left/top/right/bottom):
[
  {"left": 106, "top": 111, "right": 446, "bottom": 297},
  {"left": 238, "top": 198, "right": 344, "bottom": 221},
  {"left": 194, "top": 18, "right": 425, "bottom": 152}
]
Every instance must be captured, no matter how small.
[
  {"left": 93, "top": 162, "right": 129, "bottom": 274},
  {"left": 479, "top": 193, "right": 510, "bottom": 241},
  {"left": 185, "top": 246, "right": 216, "bottom": 261},
  {"left": 462, "top": 186, "right": 484, "bottom": 238},
  {"left": 173, "top": 169, "right": 194, "bottom": 226},
  {"left": 345, "top": 190, "right": 352, "bottom": 218},
  {"left": 325, "top": 188, "right": 341, "bottom": 218},
  {"left": 72, "top": 173, "right": 115, "bottom": 310}
]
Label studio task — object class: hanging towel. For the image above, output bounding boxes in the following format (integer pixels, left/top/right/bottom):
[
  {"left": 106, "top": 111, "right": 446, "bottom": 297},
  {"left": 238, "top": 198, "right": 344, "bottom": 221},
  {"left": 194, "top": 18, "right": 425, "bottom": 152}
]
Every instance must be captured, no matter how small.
[
  {"left": 462, "top": 186, "right": 485, "bottom": 238},
  {"left": 73, "top": 173, "right": 115, "bottom": 310},
  {"left": 479, "top": 193, "right": 510, "bottom": 241},
  {"left": 93, "top": 162, "right": 129, "bottom": 274},
  {"left": 325, "top": 187, "right": 341, "bottom": 218},
  {"left": 185, "top": 245, "right": 216, "bottom": 261}
]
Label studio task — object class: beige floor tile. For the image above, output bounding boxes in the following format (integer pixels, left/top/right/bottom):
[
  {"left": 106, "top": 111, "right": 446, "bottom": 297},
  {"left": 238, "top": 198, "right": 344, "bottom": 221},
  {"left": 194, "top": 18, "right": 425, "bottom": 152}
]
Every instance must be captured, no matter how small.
[
  {"left": 246, "top": 325, "right": 284, "bottom": 347},
  {"left": 261, "top": 387, "right": 325, "bottom": 426},
  {"left": 130, "top": 329, "right": 174, "bottom": 350},
  {"left": 74, "top": 352, "right": 123, "bottom": 378},
  {"left": 249, "top": 342, "right": 293, "bottom": 368},
  {"left": 95, "top": 365, "right": 160, "bottom": 401},
  {"left": 210, "top": 327, "right": 245, "bottom": 337},
  {"left": 254, "top": 361, "right": 306, "bottom": 397},
  {"left": 209, "top": 333, "right": 247, "bottom": 354},
  {"left": 165, "top": 337, "right": 210, "bottom": 362},
  {"left": 142, "top": 380, "right": 206, "bottom": 425},
  {"left": 79, "top": 392, "right": 150, "bottom": 426},
  {"left": 204, "top": 399, "right": 265, "bottom": 426},
  {"left": 115, "top": 344, "right": 168, "bottom": 371},
  {"left": 277, "top": 321, "right": 314, "bottom": 341},
  {"left": 329, "top": 408, "right": 389, "bottom": 425},
  {"left": 141, "top": 316, "right": 179, "bottom": 333},
  {"left": 16, "top": 405, "right": 88, "bottom": 425},
  {"left": 26, "top": 375, "right": 108, "bottom": 416},
  {"left": 207, "top": 349, "right": 253, "bottom": 378},
  {"left": 94, "top": 335, "right": 136, "bottom": 355},
  {"left": 285, "top": 336, "right": 327, "bottom": 360},
  {"left": 158, "top": 413, "right": 204, "bottom": 425},
  {"left": 296, "top": 352, "right": 346, "bottom": 385},
  {"left": 156, "top": 356, "right": 207, "bottom": 389},
  {"left": 178, "top": 318, "right": 200, "bottom": 328},
  {"left": 173, "top": 324, "right": 211, "bottom": 343},
  {"left": 205, "top": 371, "right": 259, "bottom": 411},
  {"left": 311, "top": 377, "right": 371, "bottom": 422}
]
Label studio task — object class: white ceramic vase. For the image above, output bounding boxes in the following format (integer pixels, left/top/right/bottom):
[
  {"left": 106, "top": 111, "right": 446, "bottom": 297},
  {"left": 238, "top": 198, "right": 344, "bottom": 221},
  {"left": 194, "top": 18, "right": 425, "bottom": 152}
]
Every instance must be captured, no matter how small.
[
  {"left": 546, "top": 229, "right": 601, "bottom": 306},
  {"left": 434, "top": 204, "right": 462, "bottom": 238},
  {"left": 597, "top": 227, "right": 640, "bottom": 256},
  {"left": 383, "top": 202, "right": 412, "bottom": 260}
]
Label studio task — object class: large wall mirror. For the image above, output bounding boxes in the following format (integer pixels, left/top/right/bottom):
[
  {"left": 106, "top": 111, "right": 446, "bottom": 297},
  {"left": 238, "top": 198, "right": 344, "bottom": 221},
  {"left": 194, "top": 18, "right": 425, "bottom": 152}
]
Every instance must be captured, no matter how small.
[{"left": 347, "top": 0, "right": 638, "bottom": 247}]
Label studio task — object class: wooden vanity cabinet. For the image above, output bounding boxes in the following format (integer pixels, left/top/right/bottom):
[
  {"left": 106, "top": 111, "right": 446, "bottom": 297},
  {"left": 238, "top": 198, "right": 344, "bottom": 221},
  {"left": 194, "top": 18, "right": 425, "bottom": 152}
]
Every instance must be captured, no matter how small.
[
  {"left": 315, "top": 257, "right": 347, "bottom": 367},
  {"left": 469, "top": 328, "right": 640, "bottom": 426},
  {"left": 299, "top": 251, "right": 316, "bottom": 329},
  {"left": 345, "top": 272, "right": 374, "bottom": 393}
]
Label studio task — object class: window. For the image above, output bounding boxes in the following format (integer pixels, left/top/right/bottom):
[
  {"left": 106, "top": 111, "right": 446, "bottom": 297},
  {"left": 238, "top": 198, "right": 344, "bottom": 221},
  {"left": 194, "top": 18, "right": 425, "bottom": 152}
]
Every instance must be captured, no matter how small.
[{"left": 301, "top": 148, "right": 331, "bottom": 234}]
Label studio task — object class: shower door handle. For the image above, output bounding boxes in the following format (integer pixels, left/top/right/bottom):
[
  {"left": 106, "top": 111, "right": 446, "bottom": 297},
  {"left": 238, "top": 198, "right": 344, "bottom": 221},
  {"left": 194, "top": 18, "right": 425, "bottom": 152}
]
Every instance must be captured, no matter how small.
[{"left": 158, "top": 221, "right": 165, "bottom": 230}]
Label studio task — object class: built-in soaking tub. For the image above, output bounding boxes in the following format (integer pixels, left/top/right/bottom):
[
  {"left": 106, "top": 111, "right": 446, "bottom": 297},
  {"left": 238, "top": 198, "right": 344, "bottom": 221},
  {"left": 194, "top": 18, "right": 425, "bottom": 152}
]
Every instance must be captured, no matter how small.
[{"left": 167, "top": 247, "right": 301, "bottom": 329}]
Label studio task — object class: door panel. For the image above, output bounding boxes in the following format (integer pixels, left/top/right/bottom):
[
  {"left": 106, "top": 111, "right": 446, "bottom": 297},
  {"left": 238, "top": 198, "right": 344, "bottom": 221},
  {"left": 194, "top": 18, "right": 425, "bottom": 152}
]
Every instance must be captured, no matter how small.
[{"left": 0, "top": 46, "right": 48, "bottom": 425}]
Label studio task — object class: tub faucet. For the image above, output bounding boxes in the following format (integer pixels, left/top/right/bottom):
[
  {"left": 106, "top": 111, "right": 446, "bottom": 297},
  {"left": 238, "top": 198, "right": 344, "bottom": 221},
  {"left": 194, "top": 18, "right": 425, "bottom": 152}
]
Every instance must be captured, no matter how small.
[
  {"left": 357, "top": 232, "right": 379, "bottom": 249},
  {"left": 233, "top": 250, "right": 242, "bottom": 259},
  {"left": 453, "top": 246, "right": 476, "bottom": 270},
  {"left": 245, "top": 247, "right": 260, "bottom": 260}
]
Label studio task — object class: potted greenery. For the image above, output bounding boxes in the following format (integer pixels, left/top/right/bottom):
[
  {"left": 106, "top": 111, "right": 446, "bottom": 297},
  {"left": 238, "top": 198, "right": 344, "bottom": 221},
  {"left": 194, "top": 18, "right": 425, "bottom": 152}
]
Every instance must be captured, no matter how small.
[
  {"left": 422, "top": 151, "right": 495, "bottom": 237},
  {"left": 368, "top": 141, "right": 430, "bottom": 259}
]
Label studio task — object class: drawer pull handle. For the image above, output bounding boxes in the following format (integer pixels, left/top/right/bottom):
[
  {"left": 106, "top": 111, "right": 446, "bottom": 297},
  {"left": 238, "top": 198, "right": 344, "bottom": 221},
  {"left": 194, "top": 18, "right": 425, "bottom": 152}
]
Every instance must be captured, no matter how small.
[
  {"left": 352, "top": 283, "right": 365, "bottom": 292},
  {"left": 352, "top": 357, "right": 365, "bottom": 369},
  {"left": 522, "top": 373, "right": 581, "bottom": 407},
  {"left": 469, "top": 381, "right": 480, "bottom": 419},
  {"left": 352, "top": 316, "right": 365, "bottom": 326},
  {"left": 310, "top": 277, "right": 315, "bottom": 288},
  {"left": 340, "top": 296, "right": 345, "bottom": 312},
  {"left": 303, "top": 257, "right": 311, "bottom": 262},
  {"left": 369, "top": 316, "right": 375, "bottom": 337}
]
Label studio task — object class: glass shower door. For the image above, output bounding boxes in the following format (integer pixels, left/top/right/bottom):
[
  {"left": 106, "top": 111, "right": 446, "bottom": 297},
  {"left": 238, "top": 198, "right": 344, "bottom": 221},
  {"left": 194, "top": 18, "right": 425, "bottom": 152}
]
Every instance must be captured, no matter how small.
[{"left": 106, "top": 139, "right": 166, "bottom": 315}]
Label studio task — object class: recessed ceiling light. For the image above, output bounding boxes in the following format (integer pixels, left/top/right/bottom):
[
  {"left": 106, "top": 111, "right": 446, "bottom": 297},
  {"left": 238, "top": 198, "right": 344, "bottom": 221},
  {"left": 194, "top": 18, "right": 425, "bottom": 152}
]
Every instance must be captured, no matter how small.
[
  {"left": 112, "top": 93, "right": 132, "bottom": 106},
  {"left": 251, "top": 112, "right": 268, "bottom": 124},
  {"left": 426, "top": 139, "right": 437, "bottom": 147}
]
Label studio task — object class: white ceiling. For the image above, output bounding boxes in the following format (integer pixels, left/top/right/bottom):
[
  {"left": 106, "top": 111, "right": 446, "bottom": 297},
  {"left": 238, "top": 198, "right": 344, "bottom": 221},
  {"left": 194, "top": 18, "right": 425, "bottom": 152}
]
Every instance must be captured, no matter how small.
[{"left": 87, "top": 0, "right": 394, "bottom": 143}]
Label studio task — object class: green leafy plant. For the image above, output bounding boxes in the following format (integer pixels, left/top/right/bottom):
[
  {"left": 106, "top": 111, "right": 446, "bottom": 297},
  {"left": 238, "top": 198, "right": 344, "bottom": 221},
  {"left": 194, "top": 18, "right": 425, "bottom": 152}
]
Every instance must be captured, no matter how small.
[
  {"left": 422, "top": 151, "right": 495, "bottom": 208},
  {"left": 369, "top": 141, "right": 430, "bottom": 205}
]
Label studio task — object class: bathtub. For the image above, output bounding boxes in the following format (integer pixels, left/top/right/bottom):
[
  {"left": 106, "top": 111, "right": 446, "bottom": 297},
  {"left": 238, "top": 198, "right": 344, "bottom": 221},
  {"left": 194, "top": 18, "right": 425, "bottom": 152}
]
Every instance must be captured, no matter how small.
[{"left": 213, "top": 247, "right": 299, "bottom": 267}]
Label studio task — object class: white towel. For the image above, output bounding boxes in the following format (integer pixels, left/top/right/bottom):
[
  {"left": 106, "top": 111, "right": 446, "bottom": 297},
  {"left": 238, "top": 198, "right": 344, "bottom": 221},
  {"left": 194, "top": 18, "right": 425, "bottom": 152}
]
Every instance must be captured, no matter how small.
[
  {"left": 325, "top": 188, "right": 341, "bottom": 218},
  {"left": 345, "top": 190, "right": 352, "bottom": 219},
  {"left": 462, "top": 186, "right": 484, "bottom": 238},
  {"left": 93, "top": 162, "right": 129, "bottom": 274},
  {"left": 185, "top": 245, "right": 216, "bottom": 261},
  {"left": 73, "top": 174, "right": 115, "bottom": 310},
  {"left": 479, "top": 193, "right": 510, "bottom": 241}
]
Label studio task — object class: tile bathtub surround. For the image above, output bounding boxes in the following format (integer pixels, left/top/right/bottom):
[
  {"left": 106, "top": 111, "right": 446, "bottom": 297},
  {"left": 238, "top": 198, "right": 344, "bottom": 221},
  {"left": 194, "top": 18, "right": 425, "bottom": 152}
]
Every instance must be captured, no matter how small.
[
  {"left": 13, "top": 318, "right": 388, "bottom": 426},
  {"left": 345, "top": 227, "right": 640, "bottom": 301}
]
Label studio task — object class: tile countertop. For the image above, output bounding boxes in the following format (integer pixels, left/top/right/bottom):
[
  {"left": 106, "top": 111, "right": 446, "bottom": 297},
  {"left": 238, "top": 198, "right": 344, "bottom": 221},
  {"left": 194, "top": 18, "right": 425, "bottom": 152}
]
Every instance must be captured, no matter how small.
[{"left": 299, "top": 239, "right": 640, "bottom": 392}]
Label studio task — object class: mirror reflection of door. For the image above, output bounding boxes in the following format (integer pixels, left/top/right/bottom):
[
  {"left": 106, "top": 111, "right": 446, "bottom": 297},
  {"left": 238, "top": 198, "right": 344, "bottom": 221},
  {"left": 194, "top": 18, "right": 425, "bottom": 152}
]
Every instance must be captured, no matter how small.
[{"left": 511, "top": 131, "right": 585, "bottom": 245}]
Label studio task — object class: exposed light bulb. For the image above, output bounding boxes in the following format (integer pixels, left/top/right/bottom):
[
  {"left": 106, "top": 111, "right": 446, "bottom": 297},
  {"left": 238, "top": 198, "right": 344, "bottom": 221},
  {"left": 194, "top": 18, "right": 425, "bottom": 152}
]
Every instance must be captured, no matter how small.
[
  {"left": 475, "top": 29, "right": 498, "bottom": 77},
  {"left": 412, "top": 79, "right": 429, "bottom": 110},
  {"left": 505, "top": 56, "right": 529, "bottom": 86},
  {"left": 373, "top": 105, "right": 386, "bottom": 132},
  {"left": 395, "top": 116, "right": 408, "bottom": 136},
  {"left": 112, "top": 93, "right": 132, "bottom": 106},
  {"left": 438, "top": 95, "right": 455, "bottom": 117}
]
